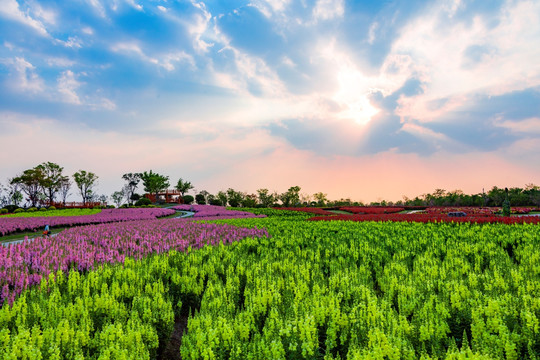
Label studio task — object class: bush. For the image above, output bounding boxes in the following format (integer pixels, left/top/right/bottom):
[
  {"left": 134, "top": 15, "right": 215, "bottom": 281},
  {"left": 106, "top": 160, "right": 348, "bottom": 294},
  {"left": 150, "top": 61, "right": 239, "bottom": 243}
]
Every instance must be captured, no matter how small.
[
  {"left": 0, "top": 209, "right": 8, "bottom": 215},
  {"left": 27, "top": 207, "right": 37, "bottom": 212},
  {"left": 14, "top": 208, "right": 25, "bottom": 213},
  {"left": 209, "top": 199, "right": 222, "bottom": 206},
  {"left": 195, "top": 194, "right": 206, "bottom": 205},
  {"left": 183, "top": 195, "right": 194, "bottom": 205},
  {"left": 107, "top": 205, "right": 115, "bottom": 209},
  {"left": 3, "top": 205, "right": 19, "bottom": 213},
  {"left": 135, "top": 198, "right": 152, "bottom": 206},
  {"left": 39, "top": 207, "right": 47, "bottom": 212},
  {"left": 48, "top": 206, "right": 56, "bottom": 211}
]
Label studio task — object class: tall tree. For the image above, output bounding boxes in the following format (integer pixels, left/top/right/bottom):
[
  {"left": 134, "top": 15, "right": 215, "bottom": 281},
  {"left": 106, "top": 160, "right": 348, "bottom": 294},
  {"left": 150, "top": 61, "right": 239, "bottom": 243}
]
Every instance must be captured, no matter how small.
[
  {"left": 37, "top": 162, "right": 64, "bottom": 205},
  {"left": 313, "top": 192, "right": 328, "bottom": 207},
  {"left": 217, "top": 190, "right": 228, "bottom": 207},
  {"left": 226, "top": 188, "right": 244, "bottom": 207},
  {"left": 73, "top": 170, "right": 99, "bottom": 205},
  {"left": 122, "top": 173, "right": 141, "bottom": 205},
  {"left": 59, "top": 176, "right": 71, "bottom": 206},
  {"left": 279, "top": 186, "right": 301, "bottom": 207},
  {"left": 140, "top": 170, "right": 169, "bottom": 204},
  {"left": 111, "top": 190, "right": 125, "bottom": 207},
  {"left": 6, "top": 179, "right": 23, "bottom": 207},
  {"left": 11, "top": 167, "right": 45, "bottom": 207},
  {"left": 257, "top": 188, "right": 275, "bottom": 208},
  {"left": 175, "top": 178, "right": 194, "bottom": 196}
]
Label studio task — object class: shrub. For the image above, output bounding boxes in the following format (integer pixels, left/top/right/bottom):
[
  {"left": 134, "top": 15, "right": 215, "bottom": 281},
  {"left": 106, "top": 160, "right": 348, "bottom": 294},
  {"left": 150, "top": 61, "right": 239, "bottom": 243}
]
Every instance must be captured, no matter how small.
[
  {"left": 183, "top": 195, "right": 194, "bottom": 205},
  {"left": 27, "top": 207, "right": 37, "bottom": 212},
  {"left": 14, "top": 208, "right": 25, "bottom": 213},
  {"left": 48, "top": 206, "right": 56, "bottom": 211},
  {"left": 3, "top": 205, "right": 19, "bottom": 213},
  {"left": 107, "top": 205, "right": 115, "bottom": 209},
  {"left": 0, "top": 209, "right": 8, "bottom": 215},
  {"left": 135, "top": 198, "right": 152, "bottom": 206},
  {"left": 209, "top": 199, "right": 222, "bottom": 206},
  {"left": 39, "top": 207, "right": 47, "bottom": 212},
  {"left": 195, "top": 194, "right": 206, "bottom": 205}
]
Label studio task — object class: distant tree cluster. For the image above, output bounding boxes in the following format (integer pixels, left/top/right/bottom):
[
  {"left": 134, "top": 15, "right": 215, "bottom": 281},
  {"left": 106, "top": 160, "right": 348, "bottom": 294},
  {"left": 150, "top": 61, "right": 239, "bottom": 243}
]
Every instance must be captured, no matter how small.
[
  {"left": 395, "top": 185, "right": 540, "bottom": 208},
  {"left": 0, "top": 162, "right": 102, "bottom": 209},
  {"left": 3, "top": 164, "right": 538, "bottom": 210}
]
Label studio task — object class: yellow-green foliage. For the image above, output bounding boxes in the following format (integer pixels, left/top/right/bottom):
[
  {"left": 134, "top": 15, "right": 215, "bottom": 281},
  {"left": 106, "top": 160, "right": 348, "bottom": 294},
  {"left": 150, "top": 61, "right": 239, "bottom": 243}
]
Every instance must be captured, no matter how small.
[
  {"left": 1, "top": 217, "right": 540, "bottom": 359},
  {"left": 3, "top": 209, "right": 102, "bottom": 218}
]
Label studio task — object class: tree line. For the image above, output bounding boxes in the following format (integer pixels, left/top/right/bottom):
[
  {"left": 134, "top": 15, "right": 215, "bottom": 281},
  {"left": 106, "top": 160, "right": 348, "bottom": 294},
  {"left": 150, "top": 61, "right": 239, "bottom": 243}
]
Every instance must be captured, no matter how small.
[{"left": 1, "top": 163, "right": 539, "bottom": 209}]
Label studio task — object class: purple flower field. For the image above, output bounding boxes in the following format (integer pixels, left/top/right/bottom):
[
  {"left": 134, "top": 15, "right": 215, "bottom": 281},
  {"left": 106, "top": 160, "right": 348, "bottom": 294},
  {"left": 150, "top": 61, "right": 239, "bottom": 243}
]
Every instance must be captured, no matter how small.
[
  {"left": 0, "top": 218, "right": 269, "bottom": 306},
  {"left": 173, "top": 204, "right": 266, "bottom": 220},
  {"left": 0, "top": 208, "right": 175, "bottom": 236}
]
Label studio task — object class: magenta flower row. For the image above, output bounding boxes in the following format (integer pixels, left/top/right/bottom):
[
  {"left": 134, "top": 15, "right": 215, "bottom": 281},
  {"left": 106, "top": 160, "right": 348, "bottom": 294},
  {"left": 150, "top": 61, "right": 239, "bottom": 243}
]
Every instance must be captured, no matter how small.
[
  {"left": 0, "top": 208, "right": 175, "bottom": 236},
  {"left": 0, "top": 219, "right": 269, "bottom": 307},
  {"left": 173, "top": 204, "right": 266, "bottom": 219}
]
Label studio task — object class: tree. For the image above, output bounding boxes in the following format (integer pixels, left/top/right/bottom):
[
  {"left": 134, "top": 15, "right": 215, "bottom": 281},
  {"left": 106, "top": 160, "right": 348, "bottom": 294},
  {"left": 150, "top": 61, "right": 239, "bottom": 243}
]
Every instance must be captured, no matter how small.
[
  {"left": 257, "top": 189, "right": 275, "bottom": 208},
  {"left": 300, "top": 193, "right": 312, "bottom": 206},
  {"left": 11, "top": 167, "right": 45, "bottom": 207},
  {"left": 175, "top": 178, "right": 194, "bottom": 196},
  {"left": 313, "top": 192, "right": 328, "bottom": 207},
  {"left": 0, "top": 182, "right": 7, "bottom": 207},
  {"left": 279, "top": 186, "right": 301, "bottom": 207},
  {"left": 73, "top": 170, "right": 99, "bottom": 205},
  {"left": 6, "top": 179, "right": 23, "bottom": 207},
  {"left": 217, "top": 191, "right": 228, "bottom": 207},
  {"left": 140, "top": 170, "right": 169, "bottom": 204},
  {"left": 59, "top": 176, "right": 71, "bottom": 206},
  {"left": 111, "top": 190, "right": 125, "bottom": 207},
  {"left": 195, "top": 193, "right": 206, "bottom": 205},
  {"left": 122, "top": 173, "right": 142, "bottom": 205},
  {"left": 226, "top": 188, "right": 244, "bottom": 207},
  {"left": 525, "top": 183, "right": 540, "bottom": 207},
  {"left": 241, "top": 193, "right": 257, "bottom": 208},
  {"left": 36, "top": 162, "right": 64, "bottom": 205}
]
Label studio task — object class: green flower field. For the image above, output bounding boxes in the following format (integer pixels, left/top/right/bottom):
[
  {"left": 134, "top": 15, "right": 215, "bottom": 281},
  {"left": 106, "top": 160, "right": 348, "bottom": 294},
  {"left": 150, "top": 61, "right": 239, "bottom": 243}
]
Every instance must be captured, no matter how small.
[{"left": 1, "top": 208, "right": 540, "bottom": 359}]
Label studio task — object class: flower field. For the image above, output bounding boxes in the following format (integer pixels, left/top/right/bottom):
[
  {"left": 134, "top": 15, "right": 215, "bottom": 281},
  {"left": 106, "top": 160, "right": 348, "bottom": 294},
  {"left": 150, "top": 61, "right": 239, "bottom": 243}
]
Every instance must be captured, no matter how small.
[
  {"left": 0, "top": 218, "right": 269, "bottom": 306},
  {"left": 338, "top": 206, "right": 406, "bottom": 214},
  {"left": 172, "top": 204, "right": 266, "bottom": 220},
  {"left": 1, "top": 208, "right": 540, "bottom": 359},
  {"left": 308, "top": 212, "right": 540, "bottom": 224},
  {"left": 0, "top": 208, "right": 175, "bottom": 236}
]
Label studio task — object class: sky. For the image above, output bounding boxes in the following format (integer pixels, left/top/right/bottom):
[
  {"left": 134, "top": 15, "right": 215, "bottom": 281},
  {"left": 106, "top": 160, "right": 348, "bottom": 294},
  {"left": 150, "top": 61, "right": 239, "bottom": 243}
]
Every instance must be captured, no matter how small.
[{"left": 0, "top": 0, "right": 539, "bottom": 203}]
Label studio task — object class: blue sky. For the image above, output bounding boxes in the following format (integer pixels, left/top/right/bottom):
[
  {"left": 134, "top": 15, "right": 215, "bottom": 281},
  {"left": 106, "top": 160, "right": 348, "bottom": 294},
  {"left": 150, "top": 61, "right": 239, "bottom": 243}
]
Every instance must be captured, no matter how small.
[{"left": 1, "top": 0, "right": 539, "bottom": 202}]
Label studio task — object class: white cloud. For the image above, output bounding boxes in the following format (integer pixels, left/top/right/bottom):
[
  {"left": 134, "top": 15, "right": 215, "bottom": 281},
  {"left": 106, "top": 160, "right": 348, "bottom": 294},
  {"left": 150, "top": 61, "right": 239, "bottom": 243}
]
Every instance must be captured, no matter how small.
[
  {"left": 0, "top": 0, "right": 49, "bottom": 36},
  {"left": 86, "top": 0, "right": 106, "bottom": 18},
  {"left": 56, "top": 36, "right": 83, "bottom": 49},
  {"left": 495, "top": 117, "right": 540, "bottom": 135},
  {"left": 389, "top": 0, "right": 540, "bottom": 123},
  {"left": 157, "top": 5, "right": 167, "bottom": 12},
  {"left": 3, "top": 57, "right": 44, "bottom": 93},
  {"left": 46, "top": 57, "right": 76, "bottom": 67},
  {"left": 82, "top": 27, "right": 94, "bottom": 35},
  {"left": 57, "top": 70, "right": 82, "bottom": 104},
  {"left": 312, "top": 0, "right": 344, "bottom": 21},
  {"left": 111, "top": 42, "right": 195, "bottom": 71},
  {"left": 247, "top": 0, "right": 291, "bottom": 18},
  {"left": 368, "top": 21, "right": 378, "bottom": 44}
]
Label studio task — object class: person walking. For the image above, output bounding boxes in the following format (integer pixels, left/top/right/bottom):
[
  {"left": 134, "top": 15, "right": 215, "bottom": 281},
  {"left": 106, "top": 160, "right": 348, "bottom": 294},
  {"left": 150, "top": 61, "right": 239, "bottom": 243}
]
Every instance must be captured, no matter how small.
[{"left": 43, "top": 224, "right": 50, "bottom": 237}]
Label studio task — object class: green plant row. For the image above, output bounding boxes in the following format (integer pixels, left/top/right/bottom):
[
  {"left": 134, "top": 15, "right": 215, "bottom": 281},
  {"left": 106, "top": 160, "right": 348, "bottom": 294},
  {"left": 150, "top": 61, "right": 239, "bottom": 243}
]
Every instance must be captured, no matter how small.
[
  {"left": 1, "top": 209, "right": 102, "bottom": 218},
  {"left": 2, "top": 218, "right": 540, "bottom": 359}
]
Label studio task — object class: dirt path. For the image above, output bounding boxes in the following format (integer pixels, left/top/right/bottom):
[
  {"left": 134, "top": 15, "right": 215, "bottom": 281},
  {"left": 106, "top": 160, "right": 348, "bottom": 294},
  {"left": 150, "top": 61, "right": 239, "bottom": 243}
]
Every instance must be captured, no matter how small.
[{"left": 159, "top": 315, "right": 190, "bottom": 360}]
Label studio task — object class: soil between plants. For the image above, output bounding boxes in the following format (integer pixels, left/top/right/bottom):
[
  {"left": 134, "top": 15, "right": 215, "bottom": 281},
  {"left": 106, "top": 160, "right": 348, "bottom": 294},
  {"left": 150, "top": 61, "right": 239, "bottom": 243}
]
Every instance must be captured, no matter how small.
[{"left": 159, "top": 315, "right": 189, "bottom": 360}]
